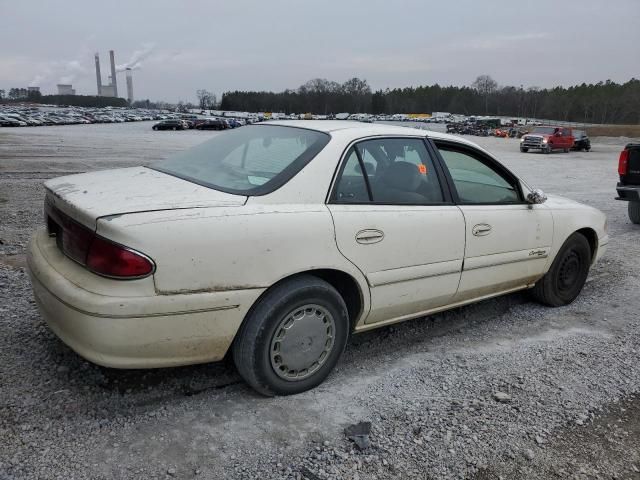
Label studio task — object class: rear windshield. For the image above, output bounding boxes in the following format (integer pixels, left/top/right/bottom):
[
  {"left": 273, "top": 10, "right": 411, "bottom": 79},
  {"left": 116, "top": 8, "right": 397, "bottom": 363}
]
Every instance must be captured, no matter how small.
[{"left": 151, "top": 125, "right": 330, "bottom": 195}]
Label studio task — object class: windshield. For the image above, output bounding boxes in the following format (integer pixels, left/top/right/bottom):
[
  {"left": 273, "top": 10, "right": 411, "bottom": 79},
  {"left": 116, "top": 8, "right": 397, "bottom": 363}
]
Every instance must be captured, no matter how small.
[
  {"left": 151, "top": 125, "right": 330, "bottom": 195},
  {"left": 531, "top": 127, "right": 556, "bottom": 135}
]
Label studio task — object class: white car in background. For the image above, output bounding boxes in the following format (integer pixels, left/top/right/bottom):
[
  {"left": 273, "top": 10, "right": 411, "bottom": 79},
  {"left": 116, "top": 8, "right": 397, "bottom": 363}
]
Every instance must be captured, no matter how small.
[{"left": 27, "top": 121, "right": 608, "bottom": 395}]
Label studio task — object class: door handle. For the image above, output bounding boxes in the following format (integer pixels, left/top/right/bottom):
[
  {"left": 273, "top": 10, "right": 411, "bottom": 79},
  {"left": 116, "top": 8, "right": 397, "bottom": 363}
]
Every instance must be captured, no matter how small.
[
  {"left": 355, "top": 229, "right": 384, "bottom": 244},
  {"left": 472, "top": 224, "right": 492, "bottom": 236}
]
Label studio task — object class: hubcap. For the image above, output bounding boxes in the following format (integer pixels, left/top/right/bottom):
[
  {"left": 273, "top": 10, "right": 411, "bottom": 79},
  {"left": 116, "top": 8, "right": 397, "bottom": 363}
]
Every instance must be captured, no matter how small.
[
  {"left": 269, "top": 304, "right": 335, "bottom": 381},
  {"left": 557, "top": 250, "right": 581, "bottom": 293}
]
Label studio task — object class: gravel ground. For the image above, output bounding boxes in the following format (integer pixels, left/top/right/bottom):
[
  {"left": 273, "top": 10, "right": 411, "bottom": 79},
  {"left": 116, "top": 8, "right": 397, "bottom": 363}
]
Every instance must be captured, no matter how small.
[{"left": 1, "top": 121, "right": 639, "bottom": 480}]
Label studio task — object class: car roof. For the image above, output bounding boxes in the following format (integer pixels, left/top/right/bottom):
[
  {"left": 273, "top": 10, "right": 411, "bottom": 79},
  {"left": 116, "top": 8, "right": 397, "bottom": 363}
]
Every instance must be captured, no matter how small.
[{"left": 265, "top": 120, "right": 479, "bottom": 146}]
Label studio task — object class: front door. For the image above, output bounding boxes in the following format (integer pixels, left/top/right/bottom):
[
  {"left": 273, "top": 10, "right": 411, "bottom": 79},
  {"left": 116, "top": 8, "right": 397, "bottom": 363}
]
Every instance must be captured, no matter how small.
[
  {"left": 433, "top": 140, "right": 553, "bottom": 301},
  {"left": 327, "top": 137, "right": 466, "bottom": 324}
]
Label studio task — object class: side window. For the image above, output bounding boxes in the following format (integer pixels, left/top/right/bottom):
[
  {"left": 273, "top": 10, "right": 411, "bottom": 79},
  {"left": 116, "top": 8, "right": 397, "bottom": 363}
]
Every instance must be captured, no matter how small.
[
  {"left": 332, "top": 148, "right": 370, "bottom": 203},
  {"left": 358, "top": 138, "right": 444, "bottom": 204},
  {"left": 436, "top": 144, "right": 521, "bottom": 204}
]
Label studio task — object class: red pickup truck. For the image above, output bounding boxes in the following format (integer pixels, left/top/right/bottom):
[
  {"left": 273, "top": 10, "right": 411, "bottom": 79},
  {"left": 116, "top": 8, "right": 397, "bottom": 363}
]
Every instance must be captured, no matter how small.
[{"left": 520, "top": 126, "right": 575, "bottom": 153}]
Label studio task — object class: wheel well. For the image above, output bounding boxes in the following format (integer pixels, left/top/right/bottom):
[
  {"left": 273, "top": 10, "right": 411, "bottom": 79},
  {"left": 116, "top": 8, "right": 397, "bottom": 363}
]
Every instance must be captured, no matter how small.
[
  {"left": 242, "top": 269, "right": 364, "bottom": 333},
  {"left": 576, "top": 228, "right": 598, "bottom": 263},
  {"left": 308, "top": 269, "right": 364, "bottom": 330}
]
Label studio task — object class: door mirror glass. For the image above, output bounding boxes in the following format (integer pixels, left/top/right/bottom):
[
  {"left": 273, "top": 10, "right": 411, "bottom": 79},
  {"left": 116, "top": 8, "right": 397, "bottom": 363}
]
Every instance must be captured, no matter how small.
[{"left": 526, "top": 189, "right": 547, "bottom": 204}]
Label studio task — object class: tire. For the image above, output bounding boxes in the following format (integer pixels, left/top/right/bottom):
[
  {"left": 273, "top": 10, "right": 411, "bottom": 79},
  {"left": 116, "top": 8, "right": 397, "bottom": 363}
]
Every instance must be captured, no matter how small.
[
  {"left": 544, "top": 145, "right": 552, "bottom": 154},
  {"left": 233, "top": 275, "right": 350, "bottom": 396},
  {"left": 563, "top": 148, "right": 570, "bottom": 153},
  {"left": 629, "top": 201, "right": 640, "bottom": 224},
  {"left": 530, "top": 232, "right": 591, "bottom": 307},
  {"left": 520, "top": 147, "right": 528, "bottom": 153}
]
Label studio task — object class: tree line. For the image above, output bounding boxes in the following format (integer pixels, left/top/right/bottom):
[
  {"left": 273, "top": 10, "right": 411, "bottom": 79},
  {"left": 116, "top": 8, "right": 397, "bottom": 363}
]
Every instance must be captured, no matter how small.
[
  {"left": 0, "top": 88, "right": 128, "bottom": 108},
  {"left": 220, "top": 76, "right": 640, "bottom": 125}
]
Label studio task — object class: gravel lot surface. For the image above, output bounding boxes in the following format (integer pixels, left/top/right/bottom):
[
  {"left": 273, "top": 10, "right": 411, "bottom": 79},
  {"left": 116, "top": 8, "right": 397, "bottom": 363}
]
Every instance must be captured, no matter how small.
[{"left": 1, "top": 121, "right": 639, "bottom": 479}]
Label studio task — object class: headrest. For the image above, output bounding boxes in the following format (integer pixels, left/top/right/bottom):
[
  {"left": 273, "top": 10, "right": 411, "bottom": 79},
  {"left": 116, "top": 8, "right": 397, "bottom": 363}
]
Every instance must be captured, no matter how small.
[{"left": 381, "top": 161, "right": 421, "bottom": 191}]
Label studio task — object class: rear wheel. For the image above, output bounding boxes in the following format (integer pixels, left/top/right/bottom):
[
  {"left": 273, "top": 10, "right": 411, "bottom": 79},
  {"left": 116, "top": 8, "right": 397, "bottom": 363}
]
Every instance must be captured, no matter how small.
[
  {"left": 563, "top": 147, "right": 570, "bottom": 153},
  {"left": 531, "top": 233, "right": 591, "bottom": 306},
  {"left": 629, "top": 201, "right": 640, "bottom": 224},
  {"left": 233, "top": 275, "right": 349, "bottom": 396}
]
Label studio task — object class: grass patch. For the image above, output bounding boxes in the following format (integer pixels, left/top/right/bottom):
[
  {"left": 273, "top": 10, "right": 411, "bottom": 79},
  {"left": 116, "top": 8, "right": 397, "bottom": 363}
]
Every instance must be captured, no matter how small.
[{"left": 586, "top": 125, "right": 640, "bottom": 138}]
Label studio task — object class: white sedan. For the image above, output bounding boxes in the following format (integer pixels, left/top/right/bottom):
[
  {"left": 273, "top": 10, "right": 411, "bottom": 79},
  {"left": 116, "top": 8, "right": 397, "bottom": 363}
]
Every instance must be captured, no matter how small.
[{"left": 27, "top": 121, "right": 608, "bottom": 395}]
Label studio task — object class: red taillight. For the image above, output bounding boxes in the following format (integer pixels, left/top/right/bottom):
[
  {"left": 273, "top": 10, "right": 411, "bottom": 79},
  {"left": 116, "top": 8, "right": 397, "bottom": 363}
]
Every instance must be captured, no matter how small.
[
  {"left": 46, "top": 201, "right": 154, "bottom": 279},
  {"left": 86, "top": 236, "right": 154, "bottom": 278},
  {"left": 619, "top": 149, "right": 629, "bottom": 175}
]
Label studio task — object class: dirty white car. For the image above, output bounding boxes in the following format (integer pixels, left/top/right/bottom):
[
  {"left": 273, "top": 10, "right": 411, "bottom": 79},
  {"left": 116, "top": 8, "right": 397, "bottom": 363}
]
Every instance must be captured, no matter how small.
[{"left": 27, "top": 121, "right": 608, "bottom": 395}]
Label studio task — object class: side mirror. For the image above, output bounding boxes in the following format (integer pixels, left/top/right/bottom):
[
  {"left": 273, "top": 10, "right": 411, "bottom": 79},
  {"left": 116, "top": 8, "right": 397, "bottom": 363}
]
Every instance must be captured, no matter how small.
[
  {"left": 527, "top": 189, "right": 547, "bottom": 205},
  {"left": 554, "top": 132, "right": 562, "bottom": 137}
]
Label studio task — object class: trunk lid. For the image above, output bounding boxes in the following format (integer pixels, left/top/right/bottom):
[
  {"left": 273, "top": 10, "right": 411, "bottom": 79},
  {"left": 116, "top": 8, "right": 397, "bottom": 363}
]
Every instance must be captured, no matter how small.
[
  {"left": 45, "top": 166, "right": 247, "bottom": 229},
  {"left": 622, "top": 144, "right": 640, "bottom": 185}
]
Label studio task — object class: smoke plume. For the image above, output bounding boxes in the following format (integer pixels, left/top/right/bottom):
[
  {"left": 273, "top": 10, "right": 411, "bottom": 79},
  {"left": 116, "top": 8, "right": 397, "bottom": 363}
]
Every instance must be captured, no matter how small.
[{"left": 116, "top": 42, "right": 156, "bottom": 72}]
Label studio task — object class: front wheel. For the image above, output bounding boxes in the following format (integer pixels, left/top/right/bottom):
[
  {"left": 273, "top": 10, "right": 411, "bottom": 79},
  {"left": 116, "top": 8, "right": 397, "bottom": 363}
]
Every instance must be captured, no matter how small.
[
  {"left": 520, "top": 147, "right": 528, "bottom": 153},
  {"left": 544, "top": 145, "right": 552, "bottom": 154},
  {"left": 233, "top": 275, "right": 349, "bottom": 396},
  {"left": 530, "top": 233, "right": 591, "bottom": 306},
  {"left": 629, "top": 201, "right": 640, "bottom": 224}
]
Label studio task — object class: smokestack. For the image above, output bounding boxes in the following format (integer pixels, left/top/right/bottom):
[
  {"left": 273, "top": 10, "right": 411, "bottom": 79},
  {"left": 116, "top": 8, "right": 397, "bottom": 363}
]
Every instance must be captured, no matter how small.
[
  {"left": 95, "top": 53, "right": 102, "bottom": 96},
  {"left": 126, "top": 68, "right": 133, "bottom": 104},
  {"left": 109, "top": 50, "right": 118, "bottom": 97}
]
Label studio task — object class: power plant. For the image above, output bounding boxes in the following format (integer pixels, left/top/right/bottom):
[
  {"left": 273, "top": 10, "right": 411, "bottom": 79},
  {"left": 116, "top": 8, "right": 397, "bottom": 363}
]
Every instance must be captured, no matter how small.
[
  {"left": 126, "top": 68, "right": 134, "bottom": 104},
  {"left": 94, "top": 50, "right": 133, "bottom": 102},
  {"left": 57, "top": 84, "right": 76, "bottom": 95}
]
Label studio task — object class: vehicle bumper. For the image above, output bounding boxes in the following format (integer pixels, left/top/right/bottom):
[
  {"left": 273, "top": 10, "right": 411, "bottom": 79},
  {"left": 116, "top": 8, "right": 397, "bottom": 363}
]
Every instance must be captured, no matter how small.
[
  {"left": 616, "top": 184, "right": 640, "bottom": 202},
  {"left": 27, "top": 230, "right": 265, "bottom": 369}
]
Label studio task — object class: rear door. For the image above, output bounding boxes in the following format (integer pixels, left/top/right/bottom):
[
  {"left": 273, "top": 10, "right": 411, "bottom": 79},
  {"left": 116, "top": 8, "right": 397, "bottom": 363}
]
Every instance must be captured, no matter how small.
[
  {"left": 562, "top": 128, "right": 573, "bottom": 149},
  {"left": 328, "top": 137, "right": 465, "bottom": 325},
  {"left": 432, "top": 140, "right": 553, "bottom": 302}
]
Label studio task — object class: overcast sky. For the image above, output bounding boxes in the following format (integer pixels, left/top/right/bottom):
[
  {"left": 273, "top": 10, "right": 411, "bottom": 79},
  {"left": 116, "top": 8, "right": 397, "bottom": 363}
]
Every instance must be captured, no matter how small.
[{"left": 2, "top": 0, "right": 638, "bottom": 102}]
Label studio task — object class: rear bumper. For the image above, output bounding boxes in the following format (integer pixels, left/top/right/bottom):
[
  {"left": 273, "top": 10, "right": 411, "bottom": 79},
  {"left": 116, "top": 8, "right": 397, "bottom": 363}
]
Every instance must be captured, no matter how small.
[
  {"left": 616, "top": 184, "right": 640, "bottom": 202},
  {"left": 27, "top": 230, "right": 264, "bottom": 368}
]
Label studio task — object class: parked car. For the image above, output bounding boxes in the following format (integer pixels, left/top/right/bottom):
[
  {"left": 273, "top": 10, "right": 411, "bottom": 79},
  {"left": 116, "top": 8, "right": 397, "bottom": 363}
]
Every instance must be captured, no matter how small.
[
  {"left": 616, "top": 143, "right": 640, "bottom": 224},
  {"left": 0, "top": 116, "right": 22, "bottom": 127},
  {"left": 27, "top": 122, "right": 608, "bottom": 396},
  {"left": 572, "top": 130, "right": 591, "bottom": 151},
  {"left": 520, "top": 126, "right": 574, "bottom": 153},
  {"left": 152, "top": 119, "right": 185, "bottom": 131},
  {"left": 195, "top": 119, "right": 227, "bottom": 130}
]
